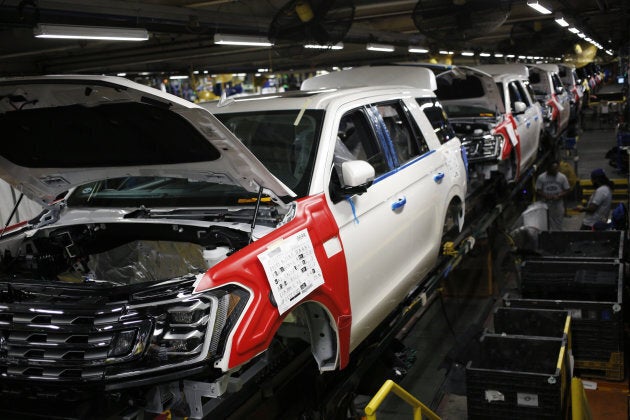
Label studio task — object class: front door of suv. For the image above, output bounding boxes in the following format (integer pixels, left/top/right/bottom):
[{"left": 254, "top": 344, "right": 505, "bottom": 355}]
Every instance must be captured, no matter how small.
[{"left": 328, "top": 100, "right": 445, "bottom": 349}]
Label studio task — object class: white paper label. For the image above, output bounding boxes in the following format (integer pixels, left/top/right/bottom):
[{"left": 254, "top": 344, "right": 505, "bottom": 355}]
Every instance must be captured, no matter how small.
[
  {"left": 484, "top": 390, "right": 505, "bottom": 402},
  {"left": 506, "top": 123, "right": 518, "bottom": 146},
  {"left": 568, "top": 308, "right": 582, "bottom": 319},
  {"left": 257, "top": 229, "right": 325, "bottom": 315}
]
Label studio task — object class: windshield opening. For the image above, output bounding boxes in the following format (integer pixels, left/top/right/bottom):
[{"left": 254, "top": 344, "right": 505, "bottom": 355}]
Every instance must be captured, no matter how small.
[
  {"left": 215, "top": 110, "right": 323, "bottom": 197},
  {"left": 443, "top": 104, "right": 496, "bottom": 118},
  {"left": 66, "top": 176, "right": 272, "bottom": 207}
]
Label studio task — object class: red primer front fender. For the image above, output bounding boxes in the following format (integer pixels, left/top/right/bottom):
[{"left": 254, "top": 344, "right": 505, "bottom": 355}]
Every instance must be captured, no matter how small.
[
  {"left": 548, "top": 95, "right": 560, "bottom": 120},
  {"left": 194, "top": 193, "right": 352, "bottom": 370},
  {"left": 496, "top": 115, "right": 521, "bottom": 158}
]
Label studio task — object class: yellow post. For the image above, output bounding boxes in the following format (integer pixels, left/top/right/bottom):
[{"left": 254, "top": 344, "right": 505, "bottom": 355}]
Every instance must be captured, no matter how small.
[
  {"left": 571, "top": 377, "right": 593, "bottom": 420},
  {"left": 364, "top": 379, "right": 441, "bottom": 420}
]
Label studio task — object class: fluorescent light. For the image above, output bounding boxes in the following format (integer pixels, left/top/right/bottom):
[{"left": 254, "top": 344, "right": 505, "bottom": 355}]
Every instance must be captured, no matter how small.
[
  {"left": 494, "top": 53, "right": 504, "bottom": 58},
  {"left": 480, "top": 52, "right": 491, "bottom": 57},
  {"left": 366, "top": 43, "right": 394, "bottom": 52},
  {"left": 304, "top": 42, "right": 343, "bottom": 50},
  {"left": 408, "top": 46, "right": 429, "bottom": 53},
  {"left": 214, "top": 33, "right": 273, "bottom": 46},
  {"left": 34, "top": 23, "right": 148, "bottom": 41},
  {"left": 568, "top": 27, "right": 580, "bottom": 34},
  {"left": 439, "top": 50, "right": 450, "bottom": 55},
  {"left": 606, "top": 50, "right": 613, "bottom": 56},
  {"left": 116, "top": 72, "right": 126, "bottom": 77},
  {"left": 555, "top": 17, "right": 569, "bottom": 27},
  {"left": 585, "top": 37, "right": 592, "bottom": 42},
  {"left": 518, "top": 55, "right": 526, "bottom": 59},
  {"left": 577, "top": 33, "right": 586, "bottom": 38},
  {"left": 169, "top": 75, "right": 188, "bottom": 80},
  {"left": 506, "top": 54, "right": 516, "bottom": 58},
  {"left": 527, "top": 0, "right": 552, "bottom": 14},
  {"left": 461, "top": 51, "right": 474, "bottom": 56}
]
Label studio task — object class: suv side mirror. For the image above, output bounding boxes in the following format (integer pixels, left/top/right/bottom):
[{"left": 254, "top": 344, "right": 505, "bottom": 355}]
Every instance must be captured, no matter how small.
[
  {"left": 513, "top": 101, "right": 527, "bottom": 114},
  {"left": 555, "top": 86, "right": 564, "bottom": 95},
  {"left": 330, "top": 160, "right": 375, "bottom": 202}
]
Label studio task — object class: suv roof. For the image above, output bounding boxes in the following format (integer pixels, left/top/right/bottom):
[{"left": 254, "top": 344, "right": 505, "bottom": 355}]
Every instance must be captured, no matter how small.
[
  {"left": 301, "top": 65, "right": 437, "bottom": 91},
  {"left": 529, "top": 63, "right": 560, "bottom": 73},
  {"left": 206, "top": 66, "right": 439, "bottom": 113},
  {"left": 474, "top": 64, "right": 529, "bottom": 79}
]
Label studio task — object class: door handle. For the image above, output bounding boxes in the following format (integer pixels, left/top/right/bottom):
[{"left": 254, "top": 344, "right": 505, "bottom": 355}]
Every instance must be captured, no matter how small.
[
  {"left": 434, "top": 172, "right": 445, "bottom": 183},
  {"left": 391, "top": 197, "right": 407, "bottom": 211}
]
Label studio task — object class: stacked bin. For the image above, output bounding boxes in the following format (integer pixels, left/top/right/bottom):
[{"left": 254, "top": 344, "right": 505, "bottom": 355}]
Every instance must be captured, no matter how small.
[
  {"left": 466, "top": 307, "right": 572, "bottom": 419},
  {"left": 510, "top": 230, "right": 625, "bottom": 380}
]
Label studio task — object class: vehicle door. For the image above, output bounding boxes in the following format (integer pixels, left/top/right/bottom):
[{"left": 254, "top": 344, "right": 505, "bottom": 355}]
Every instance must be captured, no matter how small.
[
  {"left": 508, "top": 79, "right": 540, "bottom": 170},
  {"left": 327, "top": 99, "right": 445, "bottom": 349}
]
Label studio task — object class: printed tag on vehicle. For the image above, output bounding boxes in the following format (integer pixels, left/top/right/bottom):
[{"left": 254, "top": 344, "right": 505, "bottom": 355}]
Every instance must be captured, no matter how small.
[
  {"left": 258, "top": 229, "right": 324, "bottom": 315},
  {"left": 506, "top": 123, "right": 518, "bottom": 146}
]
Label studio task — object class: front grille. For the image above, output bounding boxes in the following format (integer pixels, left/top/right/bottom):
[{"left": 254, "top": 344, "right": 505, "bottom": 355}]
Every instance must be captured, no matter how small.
[{"left": 0, "top": 303, "right": 149, "bottom": 382}]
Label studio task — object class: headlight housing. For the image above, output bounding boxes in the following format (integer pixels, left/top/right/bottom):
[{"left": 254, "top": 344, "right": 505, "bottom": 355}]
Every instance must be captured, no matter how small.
[{"left": 104, "top": 283, "right": 249, "bottom": 379}]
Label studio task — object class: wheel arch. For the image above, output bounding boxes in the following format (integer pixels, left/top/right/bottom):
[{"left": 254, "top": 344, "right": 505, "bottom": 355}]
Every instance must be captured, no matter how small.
[{"left": 276, "top": 300, "right": 340, "bottom": 372}]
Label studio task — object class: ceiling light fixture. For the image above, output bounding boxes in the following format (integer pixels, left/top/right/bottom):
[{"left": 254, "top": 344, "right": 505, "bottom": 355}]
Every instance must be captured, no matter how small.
[
  {"left": 479, "top": 52, "right": 491, "bottom": 57},
  {"left": 34, "top": 23, "right": 148, "bottom": 41},
  {"left": 577, "top": 33, "right": 586, "bottom": 38},
  {"left": 527, "top": 0, "right": 552, "bottom": 14},
  {"left": 214, "top": 33, "right": 273, "bottom": 46},
  {"left": 506, "top": 54, "right": 516, "bottom": 58},
  {"left": 366, "top": 43, "right": 394, "bottom": 52},
  {"left": 461, "top": 51, "right": 474, "bottom": 56},
  {"left": 408, "top": 46, "right": 429, "bottom": 53},
  {"left": 494, "top": 53, "right": 504, "bottom": 57},
  {"left": 554, "top": 17, "right": 569, "bottom": 27},
  {"left": 304, "top": 42, "right": 343, "bottom": 50},
  {"left": 568, "top": 27, "right": 580, "bottom": 34}
]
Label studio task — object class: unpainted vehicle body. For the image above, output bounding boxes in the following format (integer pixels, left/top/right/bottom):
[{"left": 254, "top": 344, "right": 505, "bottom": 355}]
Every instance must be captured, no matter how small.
[{"left": 0, "top": 69, "right": 467, "bottom": 417}]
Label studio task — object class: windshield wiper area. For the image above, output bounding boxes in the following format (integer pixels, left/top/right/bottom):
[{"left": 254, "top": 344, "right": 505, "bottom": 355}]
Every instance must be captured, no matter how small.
[{"left": 123, "top": 206, "right": 281, "bottom": 227}]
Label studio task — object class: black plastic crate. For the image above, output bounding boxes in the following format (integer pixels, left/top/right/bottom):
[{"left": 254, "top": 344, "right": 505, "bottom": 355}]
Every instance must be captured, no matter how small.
[
  {"left": 493, "top": 307, "right": 570, "bottom": 344},
  {"left": 504, "top": 294, "right": 623, "bottom": 362},
  {"left": 466, "top": 334, "right": 570, "bottom": 419},
  {"left": 534, "top": 230, "right": 624, "bottom": 261},
  {"left": 520, "top": 260, "right": 623, "bottom": 302}
]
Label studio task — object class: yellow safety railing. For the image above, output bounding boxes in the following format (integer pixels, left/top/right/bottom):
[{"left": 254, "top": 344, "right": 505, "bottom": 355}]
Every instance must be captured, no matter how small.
[{"left": 364, "top": 379, "right": 441, "bottom": 420}]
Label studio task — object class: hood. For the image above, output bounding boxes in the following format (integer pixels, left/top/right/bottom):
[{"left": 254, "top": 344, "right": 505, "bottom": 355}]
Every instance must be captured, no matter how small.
[
  {"left": 0, "top": 75, "right": 296, "bottom": 207},
  {"left": 436, "top": 67, "right": 505, "bottom": 116}
]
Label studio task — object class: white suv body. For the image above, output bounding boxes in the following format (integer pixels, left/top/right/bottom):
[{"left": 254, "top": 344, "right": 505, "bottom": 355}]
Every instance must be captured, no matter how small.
[
  {"left": 0, "top": 69, "right": 467, "bottom": 402},
  {"left": 528, "top": 64, "right": 571, "bottom": 138},
  {"left": 436, "top": 64, "right": 542, "bottom": 181},
  {"left": 558, "top": 63, "right": 584, "bottom": 122},
  {"left": 205, "top": 66, "right": 468, "bottom": 356}
]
